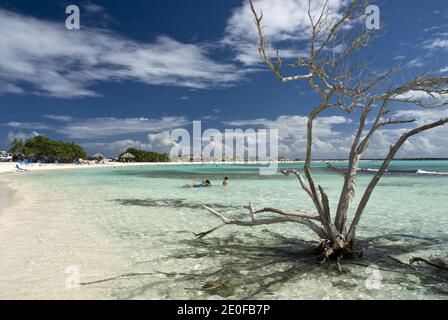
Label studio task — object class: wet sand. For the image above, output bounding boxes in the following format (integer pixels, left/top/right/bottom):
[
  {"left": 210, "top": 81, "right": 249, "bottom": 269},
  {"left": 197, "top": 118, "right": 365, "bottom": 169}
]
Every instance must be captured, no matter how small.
[
  {"left": 0, "top": 176, "right": 126, "bottom": 299},
  {"left": 0, "top": 177, "right": 14, "bottom": 215}
]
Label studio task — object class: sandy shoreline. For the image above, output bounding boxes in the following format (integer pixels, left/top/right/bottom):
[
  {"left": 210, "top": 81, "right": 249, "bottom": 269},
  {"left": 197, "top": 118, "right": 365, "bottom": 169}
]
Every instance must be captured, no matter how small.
[
  {"left": 0, "top": 177, "right": 13, "bottom": 205},
  {"left": 0, "top": 159, "right": 344, "bottom": 176},
  {"left": 0, "top": 172, "right": 128, "bottom": 299},
  {"left": 0, "top": 161, "right": 191, "bottom": 175}
]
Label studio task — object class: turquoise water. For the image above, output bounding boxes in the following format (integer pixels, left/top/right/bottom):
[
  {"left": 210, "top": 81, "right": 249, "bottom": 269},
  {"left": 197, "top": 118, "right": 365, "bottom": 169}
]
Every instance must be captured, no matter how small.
[{"left": 10, "top": 161, "right": 448, "bottom": 299}]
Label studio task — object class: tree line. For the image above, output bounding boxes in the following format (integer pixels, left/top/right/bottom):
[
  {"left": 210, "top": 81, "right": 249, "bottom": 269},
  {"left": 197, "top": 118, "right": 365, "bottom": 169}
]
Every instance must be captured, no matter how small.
[
  {"left": 9, "top": 136, "right": 169, "bottom": 163},
  {"left": 118, "top": 148, "right": 170, "bottom": 162}
]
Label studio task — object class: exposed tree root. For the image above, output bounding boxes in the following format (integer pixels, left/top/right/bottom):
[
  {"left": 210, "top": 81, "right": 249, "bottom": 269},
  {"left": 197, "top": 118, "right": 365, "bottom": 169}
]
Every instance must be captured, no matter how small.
[
  {"left": 410, "top": 257, "right": 448, "bottom": 271},
  {"left": 387, "top": 256, "right": 448, "bottom": 272}
]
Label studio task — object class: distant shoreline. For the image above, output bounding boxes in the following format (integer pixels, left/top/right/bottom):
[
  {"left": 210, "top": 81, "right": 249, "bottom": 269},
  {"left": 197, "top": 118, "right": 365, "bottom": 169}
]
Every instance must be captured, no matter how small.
[
  {"left": 1, "top": 158, "right": 448, "bottom": 176},
  {"left": 312, "top": 158, "right": 448, "bottom": 161}
]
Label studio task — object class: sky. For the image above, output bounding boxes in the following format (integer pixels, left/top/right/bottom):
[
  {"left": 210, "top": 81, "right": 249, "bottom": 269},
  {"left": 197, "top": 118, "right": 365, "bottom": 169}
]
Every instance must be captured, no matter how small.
[{"left": 1, "top": 0, "right": 448, "bottom": 159}]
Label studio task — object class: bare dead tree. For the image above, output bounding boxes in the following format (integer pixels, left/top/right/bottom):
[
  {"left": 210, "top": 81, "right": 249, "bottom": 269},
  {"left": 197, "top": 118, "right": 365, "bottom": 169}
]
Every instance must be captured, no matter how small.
[{"left": 196, "top": 0, "right": 448, "bottom": 263}]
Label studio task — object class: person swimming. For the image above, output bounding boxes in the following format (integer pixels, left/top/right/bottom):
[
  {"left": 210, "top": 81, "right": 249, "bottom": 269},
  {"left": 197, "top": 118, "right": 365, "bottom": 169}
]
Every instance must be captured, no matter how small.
[
  {"left": 223, "top": 177, "right": 229, "bottom": 186},
  {"left": 183, "top": 179, "right": 212, "bottom": 188}
]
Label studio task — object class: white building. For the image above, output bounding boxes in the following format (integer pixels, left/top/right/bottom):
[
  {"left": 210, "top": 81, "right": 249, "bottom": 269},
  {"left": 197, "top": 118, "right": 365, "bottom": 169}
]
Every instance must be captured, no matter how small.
[{"left": 0, "top": 151, "right": 13, "bottom": 162}]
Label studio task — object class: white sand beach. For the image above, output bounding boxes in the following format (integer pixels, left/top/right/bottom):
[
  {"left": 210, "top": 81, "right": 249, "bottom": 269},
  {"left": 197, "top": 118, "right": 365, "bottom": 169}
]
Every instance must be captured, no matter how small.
[
  {"left": 0, "top": 161, "right": 176, "bottom": 175},
  {"left": 0, "top": 173, "right": 126, "bottom": 299}
]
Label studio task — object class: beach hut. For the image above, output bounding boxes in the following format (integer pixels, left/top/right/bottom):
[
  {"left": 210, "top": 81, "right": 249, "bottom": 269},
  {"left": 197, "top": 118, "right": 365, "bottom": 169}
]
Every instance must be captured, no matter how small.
[
  {"left": 92, "top": 153, "right": 105, "bottom": 160},
  {"left": 120, "top": 152, "right": 136, "bottom": 162}
]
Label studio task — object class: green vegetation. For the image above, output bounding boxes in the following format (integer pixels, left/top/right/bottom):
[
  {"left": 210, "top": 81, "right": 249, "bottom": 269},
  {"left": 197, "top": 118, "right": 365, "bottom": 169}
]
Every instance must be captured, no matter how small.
[
  {"left": 9, "top": 136, "right": 87, "bottom": 163},
  {"left": 119, "top": 148, "right": 170, "bottom": 162}
]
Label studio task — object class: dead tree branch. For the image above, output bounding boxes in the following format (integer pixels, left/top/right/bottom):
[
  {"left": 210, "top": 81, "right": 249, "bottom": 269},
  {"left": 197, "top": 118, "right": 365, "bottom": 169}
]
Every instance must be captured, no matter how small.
[{"left": 348, "top": 118, "right": 448, "bottom": 242}]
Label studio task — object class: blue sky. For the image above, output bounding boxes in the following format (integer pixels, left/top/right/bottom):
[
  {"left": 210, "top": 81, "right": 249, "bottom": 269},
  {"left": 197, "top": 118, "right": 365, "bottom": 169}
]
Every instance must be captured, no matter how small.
[{"left": 1, "top": 0, "right": 448, "bottom": 158}]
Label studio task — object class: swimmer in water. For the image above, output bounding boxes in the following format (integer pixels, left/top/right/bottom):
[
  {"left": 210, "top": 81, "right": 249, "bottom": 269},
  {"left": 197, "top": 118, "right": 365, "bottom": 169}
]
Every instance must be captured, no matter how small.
[{"left": 183, "top": 179, "right": 212, "bottom": 188}]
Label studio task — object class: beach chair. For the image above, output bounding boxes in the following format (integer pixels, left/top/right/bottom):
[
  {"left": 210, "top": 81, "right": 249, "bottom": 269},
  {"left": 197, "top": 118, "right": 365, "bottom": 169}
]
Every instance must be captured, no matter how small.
[{"left": 16, "top": 163, "right": 29, "bottom": 173}]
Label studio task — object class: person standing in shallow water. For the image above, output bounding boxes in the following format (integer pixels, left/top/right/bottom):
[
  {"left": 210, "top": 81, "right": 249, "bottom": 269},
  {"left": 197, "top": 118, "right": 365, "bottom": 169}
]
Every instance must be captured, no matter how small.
[{"left": 223, "top": 177, "right": 229, "bottom": 186}]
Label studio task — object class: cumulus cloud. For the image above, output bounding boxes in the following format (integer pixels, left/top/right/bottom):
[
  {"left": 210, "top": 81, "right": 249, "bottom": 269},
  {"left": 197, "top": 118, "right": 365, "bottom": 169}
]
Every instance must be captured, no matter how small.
[
  {"left": 0, "top": 8, "right": 244, "bottom": 98},
  {"left": 5, "top": 111, "right": 448, "bottom": 158},
  {"left": 222, "top": 0, "right": 349, "bottom": 65},
  {"left": 224, "top": 115, "right": 353, "bottom": 158},
  {"left": 393, "top": 108, "right": 448, "bottom": 123},
  {"left": 223, "top": 111, "right": 448, "bottom": 159},
  {"left": 343, "top": 108, "right": 448, "bottom": 158},
  {"left": 225, "top": 115, "right": 350, "bottom": 137},
  {"left": 147, "top": 132, "right": 180, "bottom": 153},
  {"left": 393, "top": 90, "right": 448, "bottom": 107}
]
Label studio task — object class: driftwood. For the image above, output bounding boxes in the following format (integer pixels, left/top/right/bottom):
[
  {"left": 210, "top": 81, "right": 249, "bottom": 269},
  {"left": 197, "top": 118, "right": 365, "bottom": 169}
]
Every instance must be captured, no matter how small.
[{"left": 195, "top": 0, "right": 448, "bottom": 263}]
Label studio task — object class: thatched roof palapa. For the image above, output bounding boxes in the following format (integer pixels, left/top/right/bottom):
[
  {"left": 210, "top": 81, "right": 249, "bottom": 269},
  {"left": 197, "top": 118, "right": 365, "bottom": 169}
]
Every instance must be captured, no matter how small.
[
  {"left": 92, "top": 153, "right": 105, "bottom": 160},
  {"left": 120, "top": 152, "right": 136, "bottom": 159}
]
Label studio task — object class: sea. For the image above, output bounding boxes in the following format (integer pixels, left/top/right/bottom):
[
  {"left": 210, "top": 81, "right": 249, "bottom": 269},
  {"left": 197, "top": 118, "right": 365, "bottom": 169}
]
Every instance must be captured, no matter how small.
[{"left": 2, "top": 160, "right": 448, "bottom": 299}]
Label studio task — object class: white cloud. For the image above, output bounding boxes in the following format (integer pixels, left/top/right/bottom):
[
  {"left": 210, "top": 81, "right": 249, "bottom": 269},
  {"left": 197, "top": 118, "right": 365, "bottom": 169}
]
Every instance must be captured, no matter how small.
[
  {"left": 83, "top": 132, "right": 178, "bottom": 156},
  {"left": 424, "top": 38, "right": 448, "bottom": 50},
  {"left": 7, "top": 130, "right": 40, "bottom": 141},
  {"left": 405, "top": 58, "right": 424, "bottom": 68},
  {"left": 4, "top": 116, "right": 190, "bottom": 140},
  {"left": 0, "top": 8, "right": 244, "bottom": 98},
  {"left": 147, "top": 132, "right": 179, "bottom": 153},
  {"left": 83, "top": 139, "right": 151, "bottom": 155},
  {"left": 223, "top": 111, "right": 448, "bottom": 159},
  {"left": 44, "top": 114, "right": 73, "bottom": 122},
  {"left": 393, "top": 90, "right": 448, "bottom": 106},
  {"left": 224, "top": 115, "right": 353, "bottom": 158},
  {"left": 393, "top": 108, "right": 448, "bottom": 124},
  {"left": 222, "top": 0, "right": 349, "bottom": 65},
  {"left": 6, "top": 121, "right": 52, "bottom": 130},
  {"left": 0, "top": 83, "right": 24, "bottom": 94},
  {"left": 225, "top": 115, "right": 350, "bottom": 137},
  {"left": 58, "top": 116, "right": 189, "bottom": 139},
  {"left": 84, "top": 2, "right": 105, "bottom": 14},
  {"left": 362, "top": 109, "right": 448, "bottom": 158}
]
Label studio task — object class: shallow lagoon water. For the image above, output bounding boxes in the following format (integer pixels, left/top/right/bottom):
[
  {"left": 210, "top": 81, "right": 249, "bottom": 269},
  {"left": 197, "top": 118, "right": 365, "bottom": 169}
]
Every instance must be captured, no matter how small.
[{"left": 7, "top": 161, "right": 448, "bottom": 299}]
